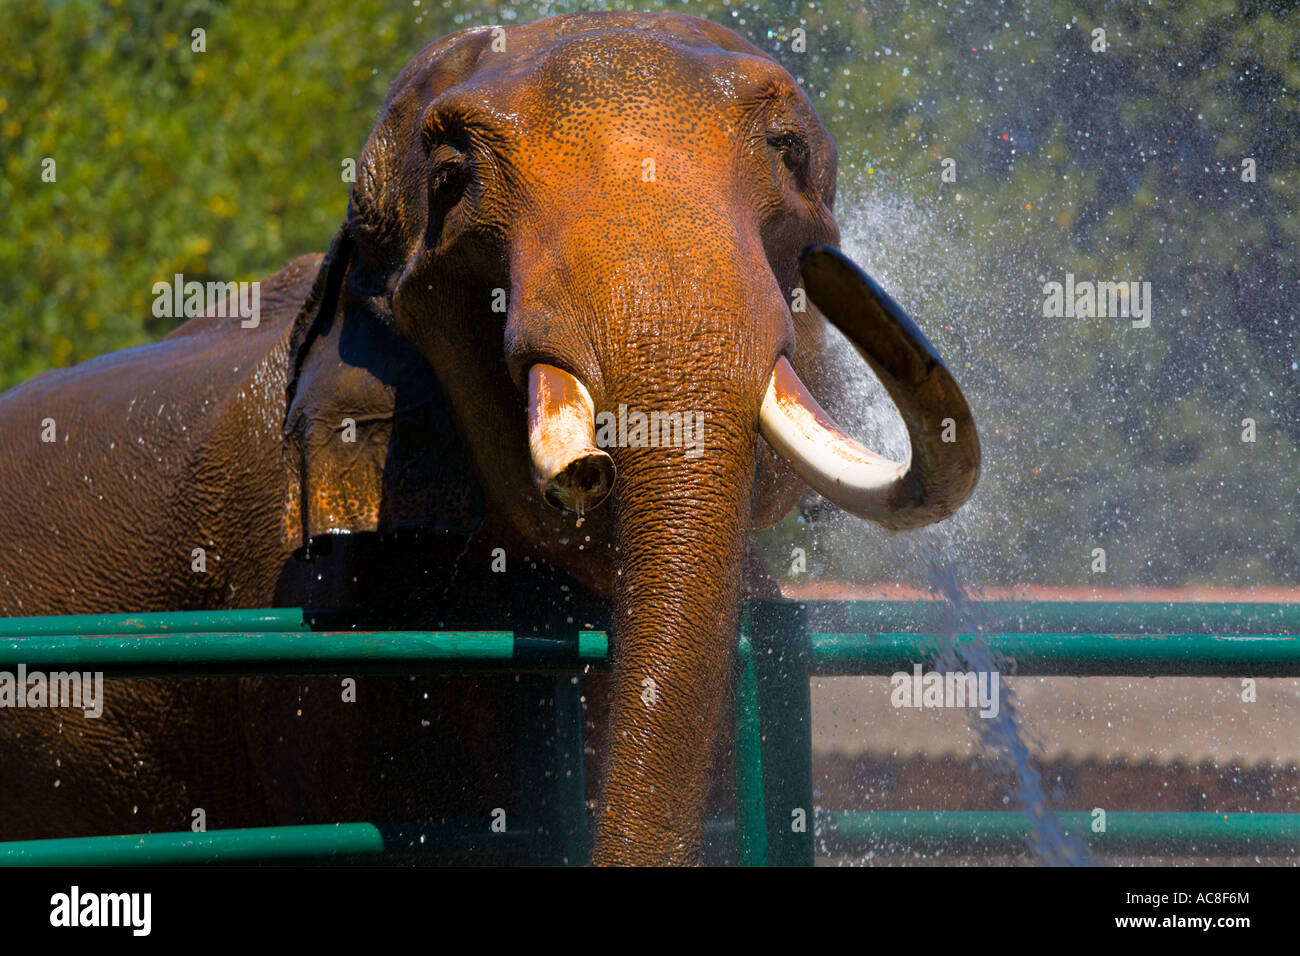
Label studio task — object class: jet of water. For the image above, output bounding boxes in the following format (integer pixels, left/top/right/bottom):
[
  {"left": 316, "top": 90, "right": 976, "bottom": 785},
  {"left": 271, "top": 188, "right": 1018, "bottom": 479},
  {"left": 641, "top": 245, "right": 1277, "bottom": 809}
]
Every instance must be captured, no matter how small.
[{"left": 922, "top": 538, "right": 1092, "bottom": 866}]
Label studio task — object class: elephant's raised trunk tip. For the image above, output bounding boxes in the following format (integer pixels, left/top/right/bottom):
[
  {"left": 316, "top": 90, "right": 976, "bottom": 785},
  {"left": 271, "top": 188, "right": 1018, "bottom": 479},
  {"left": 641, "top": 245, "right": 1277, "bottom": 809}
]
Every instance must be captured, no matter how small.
[{"left": 527, "top": 363, "right": 615, "bottom": 515}]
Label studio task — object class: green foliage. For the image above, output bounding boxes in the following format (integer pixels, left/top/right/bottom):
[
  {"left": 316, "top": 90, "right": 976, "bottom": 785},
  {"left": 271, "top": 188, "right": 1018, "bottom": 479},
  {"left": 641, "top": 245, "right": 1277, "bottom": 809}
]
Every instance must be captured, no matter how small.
[{"left": 0, "top": 0, "right": 1295, "bottom": 587}]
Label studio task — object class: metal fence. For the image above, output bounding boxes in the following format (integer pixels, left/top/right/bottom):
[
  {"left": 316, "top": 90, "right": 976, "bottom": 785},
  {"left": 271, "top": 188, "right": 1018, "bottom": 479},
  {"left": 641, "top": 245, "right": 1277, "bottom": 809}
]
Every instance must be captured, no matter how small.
[{"left": 1, "top": 600, "right": 1297, "bottom": 865}]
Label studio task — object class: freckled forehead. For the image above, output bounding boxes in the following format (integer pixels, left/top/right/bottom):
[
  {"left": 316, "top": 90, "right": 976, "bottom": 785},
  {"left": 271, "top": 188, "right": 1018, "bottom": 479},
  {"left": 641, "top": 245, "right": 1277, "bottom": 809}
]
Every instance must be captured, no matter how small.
[{"left": 434, "top": 27, "right": 797, "bottom": 137}]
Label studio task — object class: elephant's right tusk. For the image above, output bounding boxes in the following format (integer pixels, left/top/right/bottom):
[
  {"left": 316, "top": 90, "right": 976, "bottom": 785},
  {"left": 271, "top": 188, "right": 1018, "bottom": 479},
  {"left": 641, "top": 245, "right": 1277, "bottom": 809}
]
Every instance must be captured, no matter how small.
[{"left": 527, "top": 364, "right": 615, "bottom": 515}]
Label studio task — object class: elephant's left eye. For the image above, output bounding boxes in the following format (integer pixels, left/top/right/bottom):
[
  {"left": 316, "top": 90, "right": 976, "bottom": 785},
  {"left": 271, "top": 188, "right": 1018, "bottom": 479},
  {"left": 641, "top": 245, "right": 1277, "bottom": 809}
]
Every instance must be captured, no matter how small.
[
  {"left": 766, "top": 131, "right": 809, "bottom": 174},
  {"left": 430, "top": 144, "right": 471, "bottom": 195}
]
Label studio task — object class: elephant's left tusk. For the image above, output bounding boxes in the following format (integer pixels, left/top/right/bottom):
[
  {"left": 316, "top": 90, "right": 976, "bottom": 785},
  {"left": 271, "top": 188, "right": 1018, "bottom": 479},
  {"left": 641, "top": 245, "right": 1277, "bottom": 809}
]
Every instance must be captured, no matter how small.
[
  {"left": 527, "top": 364, "right": 615, "bottom": 515},
  {"left": 758, "top": 246, "right": 980, "bottom": 530}
]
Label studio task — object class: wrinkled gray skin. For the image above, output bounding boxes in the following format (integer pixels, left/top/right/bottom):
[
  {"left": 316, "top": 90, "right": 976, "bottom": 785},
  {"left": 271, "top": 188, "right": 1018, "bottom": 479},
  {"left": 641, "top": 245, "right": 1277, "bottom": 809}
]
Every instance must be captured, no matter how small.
[{"left": 0, "top": 12, "right": 908, "bottom": 864}]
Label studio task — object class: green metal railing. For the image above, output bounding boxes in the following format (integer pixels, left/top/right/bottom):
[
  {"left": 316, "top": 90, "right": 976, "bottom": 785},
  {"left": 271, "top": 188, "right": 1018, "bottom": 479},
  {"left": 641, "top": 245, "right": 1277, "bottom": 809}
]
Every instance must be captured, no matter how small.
[
  {"left": 816, "top": 811, "right": 1300, "bottom": 856},
  {"left": 1, "top": 600, "right": 1297, "bottom": 864}
]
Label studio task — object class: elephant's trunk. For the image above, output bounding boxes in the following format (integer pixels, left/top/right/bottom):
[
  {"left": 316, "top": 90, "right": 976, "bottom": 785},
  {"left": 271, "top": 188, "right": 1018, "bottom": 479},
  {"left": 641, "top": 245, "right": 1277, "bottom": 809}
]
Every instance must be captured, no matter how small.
[
  {"left": 592, "top": 393, "right": 758, "bottom": 865},
  {"left": 510, "top": 207, "right": 792, "bottom": 864}
]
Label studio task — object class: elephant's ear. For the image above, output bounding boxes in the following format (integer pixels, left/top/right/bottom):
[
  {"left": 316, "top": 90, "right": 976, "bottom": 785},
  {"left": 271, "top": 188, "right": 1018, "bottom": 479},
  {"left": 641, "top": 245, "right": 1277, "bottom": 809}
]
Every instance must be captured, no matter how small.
[
  {"left": 282, "top": 226, "right": 483, "bottom": 551},
  {"left": 285, "top": 226, "right": 354, "bottom": 405}
]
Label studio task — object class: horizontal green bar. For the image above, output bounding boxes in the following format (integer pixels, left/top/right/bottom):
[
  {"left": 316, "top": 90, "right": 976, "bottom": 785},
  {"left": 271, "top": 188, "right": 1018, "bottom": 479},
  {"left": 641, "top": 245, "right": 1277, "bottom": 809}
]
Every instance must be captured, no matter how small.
[
  {"left": 0, "top": 823, "right": 386, "bottom": 865},
  {"left": 811, "top": 633, "right": 1300, "bottom": 676},
  {"left": 801, "top": 601, "right": 1300, "bottom": 635},
  {"left": 1, "top": 605, "right": 1296, "bottom": 677},
  {"left": 3, "top": 630, "right": 1294, "bottom": 677},
  {"left": 7, "top": 602, "right": 1293, "bottom": 640},
  {"left": 10, "top": 811, "right": 1292, "bottom": 864},
  {"left": 0, "top": 631, "right": 610, "bottom": 675},
  {"left": 0, "top": 821, "right": 538, "bottom": 865},
  {"left": 819, "top": 811, "right": 1300, "bottom": 855},
  {"left": 0, "top": 608, "right": 314, "bottom": 637}
]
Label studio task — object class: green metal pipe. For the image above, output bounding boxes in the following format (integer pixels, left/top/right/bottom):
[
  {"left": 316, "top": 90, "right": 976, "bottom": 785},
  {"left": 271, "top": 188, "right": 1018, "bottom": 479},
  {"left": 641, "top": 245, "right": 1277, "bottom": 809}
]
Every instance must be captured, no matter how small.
[
  {"left": 7, "top": 811, "right": 1293, "bottom": 864},
  {"left": 0, "top": 630, "right": 610, "bottom": 675},
  {"left": 0, "top": 607, "right": 315, "bottom": 637},
  {"left": 733, "top": 618, "right": 769, "bottom": 866},
  {"left": 802, "top": 600, "right": 1300, "bottom": 635},
  {"left": 0, "top": 822, "right": 538, "bottom": 865},
  {"left": 0, "top": 823, "right": 387, "bottom": 865},
  {"left": 549, "top": 674, "right": 590, "bottom": 866},
  {"left": 811, "top": 633, "right": 1300, "bottom": 676},
  {"left": 8, "top": 629, "right": 1294, "bottom": 677},
  {"left": 748, "top": 600, "right": 815, "bottom": 866},
  {"left": 1, "top": 601, "right": 1295, "bottom": 638},
  {"left": 6, "top": 601, "right": 1293, "bottom": 640},
  {"left": 818, "top": 811, "right": 1300, "bottom": 855}
]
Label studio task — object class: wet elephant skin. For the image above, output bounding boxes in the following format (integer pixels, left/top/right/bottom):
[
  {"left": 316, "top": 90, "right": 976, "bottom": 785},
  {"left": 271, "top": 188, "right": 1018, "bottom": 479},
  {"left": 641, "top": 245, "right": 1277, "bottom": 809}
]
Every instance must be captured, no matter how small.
[{"left": 0, "top": 12, "right": 864, "bottom": 864}]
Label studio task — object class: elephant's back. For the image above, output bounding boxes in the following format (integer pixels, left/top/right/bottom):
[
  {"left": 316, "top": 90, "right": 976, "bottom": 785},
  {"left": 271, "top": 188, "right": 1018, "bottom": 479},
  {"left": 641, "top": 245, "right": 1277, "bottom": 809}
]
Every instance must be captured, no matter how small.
[{"left": 0, "top": 255, "right": 323, "bottom": 616}]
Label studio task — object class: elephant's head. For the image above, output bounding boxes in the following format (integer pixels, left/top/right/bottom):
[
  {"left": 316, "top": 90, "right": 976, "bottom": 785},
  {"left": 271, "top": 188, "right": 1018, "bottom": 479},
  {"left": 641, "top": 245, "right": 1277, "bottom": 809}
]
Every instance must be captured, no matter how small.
[{"left": 287, "top": 12, "right": 979, "bottom": 864}]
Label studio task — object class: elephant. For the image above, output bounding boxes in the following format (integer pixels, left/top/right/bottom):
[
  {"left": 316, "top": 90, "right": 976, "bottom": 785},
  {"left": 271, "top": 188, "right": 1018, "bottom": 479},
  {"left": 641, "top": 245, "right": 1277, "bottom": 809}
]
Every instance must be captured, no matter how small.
[{"left": 0, "top": 11, "right": 979, "bottom": 865}]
